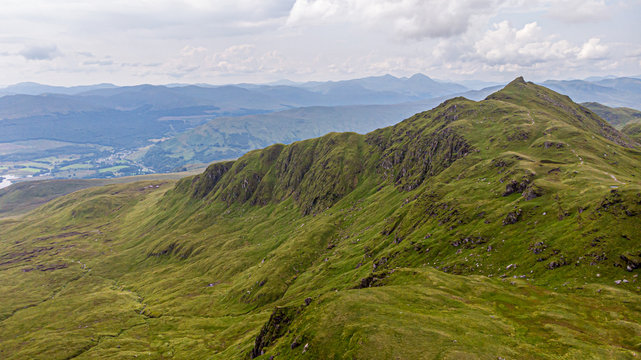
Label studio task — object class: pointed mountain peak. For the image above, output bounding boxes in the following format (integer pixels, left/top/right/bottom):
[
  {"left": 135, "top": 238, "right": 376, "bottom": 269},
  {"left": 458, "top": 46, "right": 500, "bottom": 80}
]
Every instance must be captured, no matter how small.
[
  {"left": 500, "top": 76, "right": 530, "bottom": 91},
  {"left": 409, "top": 73, "right": 432, "bottom": 80},
  {"left": 511, "top": 76, "right": 526, "bottom": 84},
  {"left": 486, "top": 76, "right": 540, "bottom": 102}
]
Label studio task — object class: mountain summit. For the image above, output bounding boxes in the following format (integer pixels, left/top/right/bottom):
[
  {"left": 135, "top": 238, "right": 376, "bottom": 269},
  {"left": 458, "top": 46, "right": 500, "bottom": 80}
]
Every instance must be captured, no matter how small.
[{"left": 1, "top": 79, "right": 640, "bottom": 359}]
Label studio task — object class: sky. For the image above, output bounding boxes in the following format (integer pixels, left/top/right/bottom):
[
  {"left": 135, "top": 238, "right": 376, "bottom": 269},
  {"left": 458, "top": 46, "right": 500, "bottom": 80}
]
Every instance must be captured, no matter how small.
[{"left": 0, "top": 0, "right": 640, "bottom": 86}]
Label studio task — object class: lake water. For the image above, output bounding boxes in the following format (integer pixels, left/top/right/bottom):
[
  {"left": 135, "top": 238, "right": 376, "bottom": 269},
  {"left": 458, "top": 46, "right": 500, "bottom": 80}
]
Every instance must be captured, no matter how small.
[{"left": 0, "top": 174, "right": 18, "bottom": 189}]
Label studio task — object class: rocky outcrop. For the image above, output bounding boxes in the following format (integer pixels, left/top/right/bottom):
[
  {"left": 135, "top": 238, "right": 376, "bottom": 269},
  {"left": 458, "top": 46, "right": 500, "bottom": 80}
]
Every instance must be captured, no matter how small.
[{"left": 250, "top": 306, "right": 298, "bottom": 359}]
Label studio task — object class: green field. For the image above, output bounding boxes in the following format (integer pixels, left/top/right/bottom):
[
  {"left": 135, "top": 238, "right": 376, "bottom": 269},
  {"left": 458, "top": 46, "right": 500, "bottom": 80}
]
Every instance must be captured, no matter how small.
[
  {"left": 97, "top": 165, "right": 130, "bottom": 173},
  {"left": 1, "top": 80, "right": 640, "bottom": 359},
  {"left": 60, "top": 163, "right": 94, "bottom": 171}
]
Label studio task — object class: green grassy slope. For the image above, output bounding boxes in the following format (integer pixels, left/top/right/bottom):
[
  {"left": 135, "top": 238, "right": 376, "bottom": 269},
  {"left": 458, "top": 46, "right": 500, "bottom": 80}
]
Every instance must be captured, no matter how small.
[
  {"left": 1, "top": 78, "right": 641, "bottom": 359},
  {"left": 141, "top": 103, "right": 437, "bottom": 172},
  {"left": 0, "top": 169, "right": 206, "bottom": 218},
  {"left": 623, "top": 122, "right": 641, "bottom": 144},
  {"left": 582, "top": 102, "right": 641, "bottom": 129}
]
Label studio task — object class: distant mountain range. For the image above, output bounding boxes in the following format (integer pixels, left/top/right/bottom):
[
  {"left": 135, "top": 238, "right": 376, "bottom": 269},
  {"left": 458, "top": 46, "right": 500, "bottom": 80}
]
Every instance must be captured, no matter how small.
[
  {"left": 0, "top": 74, "right": 470, "bottom": 146},
  {"left": 1, "top": 74, "right": 640, "bottom": 176},
  {"left": 0, "top": 82, "right": 117, "bottom": 97},
  {"left": 542, "top": 77, "right": 641, "bottom": 109}
]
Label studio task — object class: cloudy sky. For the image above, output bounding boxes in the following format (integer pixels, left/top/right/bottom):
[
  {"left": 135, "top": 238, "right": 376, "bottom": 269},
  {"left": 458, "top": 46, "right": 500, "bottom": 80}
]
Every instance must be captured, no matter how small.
[{"left": 1, "top": 0, "right": 639, "bottom": 86}]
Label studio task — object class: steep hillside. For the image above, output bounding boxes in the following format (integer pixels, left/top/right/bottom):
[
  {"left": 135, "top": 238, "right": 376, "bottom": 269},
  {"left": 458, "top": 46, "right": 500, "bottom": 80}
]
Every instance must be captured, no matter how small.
[
  {"left": 623, "top": 122, "right": 641, "bottom": 143},
  {"left": 582, "top": 102, "right": 641, "bottom": 128},
  {"left": 1, "top": 78, "right": 641, "bottom": 359},
  {"left": 142, "top": 87, "right": 501, "bottom": 172},
  {"left": 0, "top": 168, "right": 205, "bottom": 218},
  {"left": 141, "top": 102, "right": 437, "bottom": 172}
]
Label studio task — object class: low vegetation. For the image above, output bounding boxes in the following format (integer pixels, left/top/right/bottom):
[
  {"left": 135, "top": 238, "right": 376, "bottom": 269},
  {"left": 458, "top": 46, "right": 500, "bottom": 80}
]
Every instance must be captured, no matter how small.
[{"left": 1, "top": 79, "right": 640, "bottom": 359}]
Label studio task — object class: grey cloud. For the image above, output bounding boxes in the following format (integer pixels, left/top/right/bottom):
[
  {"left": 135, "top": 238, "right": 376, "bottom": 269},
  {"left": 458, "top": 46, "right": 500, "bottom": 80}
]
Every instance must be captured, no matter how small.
[
  {"left": 0, "top": 1, "right": 296, "bottom": 39},
  {"left": 19, "top": 44, "right": 60, "bottom": 60},
  {"left": 83, "top": 59, "right": 114, "bottom": 66},
  {"left": 287, "top": 0, "right": 500, "bottom": 39}
]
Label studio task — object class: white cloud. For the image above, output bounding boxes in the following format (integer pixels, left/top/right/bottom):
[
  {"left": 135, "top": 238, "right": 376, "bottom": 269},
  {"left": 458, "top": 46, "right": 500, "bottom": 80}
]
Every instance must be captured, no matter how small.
[
  {"left": 474, "top": 21, "right": 579, "bottom": 66},
  {"left": 0, "top": 0, "right": 636, "bottom": 85},
  {"left": 578, "top": 38, "right": 608, "bottom": 60},
  {"left": 472, "top": 21, "right": 612, "bottom": 68},
  {"left": 287, "top": 0, "right": 500, "bottom": 39},
  {"left": 288, "top": 0, "right": 339, "bottom": 24},
  {"left": 162, "top": 44, "right": 286, "bottom": 79}
]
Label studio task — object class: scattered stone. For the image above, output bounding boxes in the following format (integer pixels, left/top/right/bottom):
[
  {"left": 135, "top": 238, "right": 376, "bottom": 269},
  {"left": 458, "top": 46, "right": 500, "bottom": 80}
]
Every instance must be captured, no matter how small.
[
  {"left": 620, "top": 253, "right": 641, "bottom": 272},
  {"left": 529, "top": 242, "right": 546, "bottom": 254},
  {"left": 304, "top": 297, "right": 312, "bottom": 306},
  {"left": 503, "top": 209, "right": 522, "bottom": 225},
  {"left": 615, "top": 280, "right": 622, "bottom": 285},
  {"left": 373, "top": 257, "right": 386, "bottom": 270},
  {"left": 523, "top": 185, "right": 543, "bottom": 200},
  {"left": 506, "top": 264, "right": 517, "bottom": 270},
  {"left": 543, "top": 141, "right": 565, "bottom": 149},
  {"left": 503, "top": 180, "right": 525, "bottom": 196},
  {"left": 547, "top": 261, "right": 563, "bottom": 270}
]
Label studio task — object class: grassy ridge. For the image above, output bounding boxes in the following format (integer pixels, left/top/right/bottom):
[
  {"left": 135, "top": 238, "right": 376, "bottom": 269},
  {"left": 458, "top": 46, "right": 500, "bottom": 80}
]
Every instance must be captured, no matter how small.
[
  {"left": 582, "top": 102, "right": 641, "bottom": 129},
  {"left": 1, "top": 79, "right": 641, "bottom": 359},
  {"left": 623, "top": 122, "right": 641, "bottom": 143},
  {"left": 0, "top": 168, "right": 206, "bottom": 218}
]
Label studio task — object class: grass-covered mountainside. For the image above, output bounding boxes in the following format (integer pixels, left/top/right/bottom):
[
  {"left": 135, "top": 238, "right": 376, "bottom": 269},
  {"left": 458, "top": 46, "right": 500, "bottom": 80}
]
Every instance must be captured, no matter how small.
[
  {"left": 141, "top": 87, "right": 503, "bottom": 172},
  {"left": 2, "top": 78, "right": 641, "bottom": 359},
  {"left": 0, "top": 168, "right": 205, "bottom": 218},
  {"left": 141, "top": 102, "right": 437, "bottom": 172},
  {"left": 582, "top": 102, "right": 641, "bottom": 129},
  {"left": 623, "top": 122, "right": 641, "bottom": 144}
]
